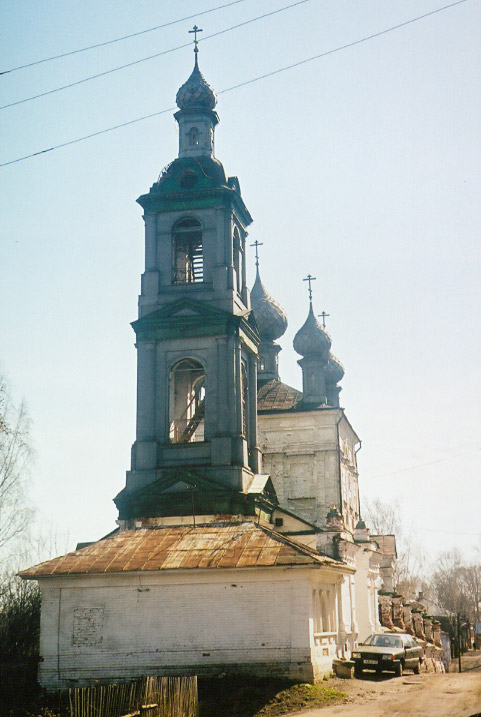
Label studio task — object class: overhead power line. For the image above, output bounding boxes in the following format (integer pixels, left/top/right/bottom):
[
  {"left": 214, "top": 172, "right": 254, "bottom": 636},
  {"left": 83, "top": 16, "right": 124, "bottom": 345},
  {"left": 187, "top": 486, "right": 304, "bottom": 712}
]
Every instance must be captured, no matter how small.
[
  {"left": 0, "top": 0, "right": 310, "bottom": 110},
  {"left": 219, "top": 0, "right": 470, "bottom": 94},
  {"left": 370, "top": 447, "right": 481, "bottom": 479},
  {"left": 0, "top": 0, "right": 470, "bottom": 168},
  {"left": 0, "top": 0, "right": 247, "bottom": 75}
]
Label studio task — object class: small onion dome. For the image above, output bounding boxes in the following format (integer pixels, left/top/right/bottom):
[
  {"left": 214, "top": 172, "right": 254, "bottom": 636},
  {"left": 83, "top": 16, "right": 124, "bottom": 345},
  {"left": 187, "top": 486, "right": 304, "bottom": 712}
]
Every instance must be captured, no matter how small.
[
  {"left": 327, "top": 505, "right": 341, "bottom": 518},
  {"left": 355, "top": 519, "right": 367, "bottom": 530},
  {"left": 176, "top": 61, "right": 217, "bottom": 111},
  {"left": 325, "top": 353, "right": 345, "bottom": 384},
  {"left": 293, "top": 303, "right": 331, "bottom": 357},
  {"left": 250, "top": 271, "right": 288, "bottom": 342}
]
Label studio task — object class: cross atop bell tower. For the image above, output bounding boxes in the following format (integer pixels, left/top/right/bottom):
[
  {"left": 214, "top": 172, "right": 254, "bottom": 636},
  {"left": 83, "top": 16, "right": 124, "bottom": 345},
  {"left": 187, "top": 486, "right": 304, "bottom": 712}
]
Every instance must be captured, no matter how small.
[
  {"left": 174, "top": 31, "right": 218, "bottom": 160},
  {"left": 189, "top": 24, "right": 203, "bottom": 59},
  {"left": 121, "top": 52, "right": 261, "bottom": 507}
]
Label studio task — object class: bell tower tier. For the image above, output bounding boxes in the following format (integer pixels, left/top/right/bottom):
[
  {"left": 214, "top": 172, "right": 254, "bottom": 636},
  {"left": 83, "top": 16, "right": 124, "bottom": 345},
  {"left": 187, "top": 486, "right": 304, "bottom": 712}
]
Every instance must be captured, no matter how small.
[{"left": 122, "top": 56, "right": 262, "bottom": 503}]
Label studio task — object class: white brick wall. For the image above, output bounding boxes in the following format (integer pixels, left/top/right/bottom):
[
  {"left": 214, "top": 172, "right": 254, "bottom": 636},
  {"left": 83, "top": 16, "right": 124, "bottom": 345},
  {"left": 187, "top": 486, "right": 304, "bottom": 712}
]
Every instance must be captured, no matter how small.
[
  {"left": 259, "top": 409, "right": 360, "bottom": 529},
  {"left": 37, "top": 567, "right": 340, "bottom": 689}
]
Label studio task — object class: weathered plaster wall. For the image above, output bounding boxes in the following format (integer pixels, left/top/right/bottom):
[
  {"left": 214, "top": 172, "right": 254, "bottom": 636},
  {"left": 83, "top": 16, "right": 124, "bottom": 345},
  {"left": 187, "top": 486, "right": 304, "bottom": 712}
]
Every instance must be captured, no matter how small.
[
  {"left": 354, "top": 548, "right": 382, "bottom": 642},
  {"left": 258, "top": 409, "right": 360, "bottom": 530},
  {"left": 37, "top": 568, "right": 340, "bottom": 690}
]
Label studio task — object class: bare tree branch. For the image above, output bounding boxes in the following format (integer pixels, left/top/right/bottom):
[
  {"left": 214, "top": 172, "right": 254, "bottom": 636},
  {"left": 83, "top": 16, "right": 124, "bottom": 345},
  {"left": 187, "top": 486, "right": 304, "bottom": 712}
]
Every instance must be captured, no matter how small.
[{"left": 0, "top": 376, "right": 33, "bottom": 556}]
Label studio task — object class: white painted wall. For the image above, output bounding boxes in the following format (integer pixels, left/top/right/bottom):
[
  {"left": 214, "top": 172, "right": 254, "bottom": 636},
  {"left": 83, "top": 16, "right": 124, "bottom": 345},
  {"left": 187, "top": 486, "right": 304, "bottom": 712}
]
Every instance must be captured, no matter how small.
[{"left": 36, "top": 566, "right": 347, "bottom": 690}]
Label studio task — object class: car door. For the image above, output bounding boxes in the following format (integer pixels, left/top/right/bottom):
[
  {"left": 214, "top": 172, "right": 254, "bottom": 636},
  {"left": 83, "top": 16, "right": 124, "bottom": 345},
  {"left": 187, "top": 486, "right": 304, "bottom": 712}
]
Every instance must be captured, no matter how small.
[{"left": 405, "top": 636, "right": 417, "bottom": 667}]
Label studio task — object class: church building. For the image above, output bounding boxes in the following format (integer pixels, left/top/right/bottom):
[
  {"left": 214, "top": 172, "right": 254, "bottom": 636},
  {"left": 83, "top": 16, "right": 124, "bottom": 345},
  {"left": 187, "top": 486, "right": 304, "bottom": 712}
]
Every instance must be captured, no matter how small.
[{"left": 21, "top": 45, "right": 392, "bottom": 689}]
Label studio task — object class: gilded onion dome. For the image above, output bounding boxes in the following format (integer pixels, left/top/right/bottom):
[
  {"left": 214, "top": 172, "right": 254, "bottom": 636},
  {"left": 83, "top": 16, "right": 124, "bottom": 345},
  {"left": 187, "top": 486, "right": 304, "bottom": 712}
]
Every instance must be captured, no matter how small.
[
  {"left": 325, "top": 353, "right": 345, "bottom": 384},
  {"left": 250, "top": 270, "right": 288, "bottom": 341},
  {"left": 176, "top": 59, "right": 217, "bottom": 111},
  {"left": 293, "top": 303, "right": 331, "bottom": 357}
]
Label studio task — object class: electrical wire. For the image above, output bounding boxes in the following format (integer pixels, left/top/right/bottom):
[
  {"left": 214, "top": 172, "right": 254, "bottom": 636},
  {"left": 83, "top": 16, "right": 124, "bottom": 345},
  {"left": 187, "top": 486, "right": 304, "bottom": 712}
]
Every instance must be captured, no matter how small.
[
  {"left": 0, "top": 0, "right": 310, "bottom": 110},
  {"left": 0, "top": 0, "right": 470, "bottom": 168},
  {"left": 370, "top": 447, "right": 481, "bottom": 479},
  {"left": 219, "top": 0, "right": 470, "bottom": 95},
  {"left": 0, "top": 0, "right": 248, "bottom": 75}
]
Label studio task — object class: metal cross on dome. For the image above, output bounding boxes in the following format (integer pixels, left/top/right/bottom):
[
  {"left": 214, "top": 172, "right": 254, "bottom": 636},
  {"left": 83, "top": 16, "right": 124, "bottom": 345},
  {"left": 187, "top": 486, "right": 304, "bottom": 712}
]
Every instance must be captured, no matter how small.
[
  {"left": 303, "top": 274, "right": 317, "bottom": 302},
  {"left": 250, "top": 240, "right": 264, "bottom": 269},
  {"left": 189, "top": 25, "right": 203, "bottom": 56},
  {"left": 318, "top": 311, "right": 330, "bottom": 328}
]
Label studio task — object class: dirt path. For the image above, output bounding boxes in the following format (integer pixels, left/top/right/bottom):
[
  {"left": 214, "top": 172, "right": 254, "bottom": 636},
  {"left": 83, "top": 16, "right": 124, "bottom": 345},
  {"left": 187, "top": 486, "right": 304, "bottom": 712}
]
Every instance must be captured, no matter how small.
[{"left": 288, "top": 670, "right": 481, "bottom": 717}]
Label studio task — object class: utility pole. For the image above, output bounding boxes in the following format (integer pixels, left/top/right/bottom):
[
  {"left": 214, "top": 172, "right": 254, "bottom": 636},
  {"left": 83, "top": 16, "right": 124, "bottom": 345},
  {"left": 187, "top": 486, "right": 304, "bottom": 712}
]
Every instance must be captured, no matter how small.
[{"left": 457, "top": 612, "right": 462, "bottom": 673}]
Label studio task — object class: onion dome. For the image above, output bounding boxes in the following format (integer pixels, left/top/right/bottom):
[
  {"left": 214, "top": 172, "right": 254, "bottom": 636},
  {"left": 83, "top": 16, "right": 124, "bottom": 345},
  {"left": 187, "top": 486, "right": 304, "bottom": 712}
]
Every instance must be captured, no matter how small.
[
  {"left": 176, "top": 59, "right": 217, "bottom": 111},
  {"left": 325, "top": 353, "right": 345, "bottom": 384},
  {"left": 251, "top": 270, "right": 288, "bottom": 342},
  {"left": 293, "top": 303, "right": 331, "bottom": 357}
]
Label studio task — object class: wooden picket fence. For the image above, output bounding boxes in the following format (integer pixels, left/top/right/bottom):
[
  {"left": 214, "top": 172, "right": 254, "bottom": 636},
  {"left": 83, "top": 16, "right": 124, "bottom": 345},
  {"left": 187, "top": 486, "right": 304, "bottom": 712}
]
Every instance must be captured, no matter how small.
[{"left": 67, "top": 675, "right": 198, "bottom": 717}]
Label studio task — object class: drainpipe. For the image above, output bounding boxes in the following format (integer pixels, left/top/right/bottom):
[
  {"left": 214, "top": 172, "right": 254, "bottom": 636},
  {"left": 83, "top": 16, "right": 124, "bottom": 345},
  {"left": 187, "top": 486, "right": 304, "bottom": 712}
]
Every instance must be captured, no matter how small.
[
  {"left": 354, "top": 439, "right": 362, "bottom": 521},
  {"left": 336, "top": 411, "right": 344, "bottom": 516}
]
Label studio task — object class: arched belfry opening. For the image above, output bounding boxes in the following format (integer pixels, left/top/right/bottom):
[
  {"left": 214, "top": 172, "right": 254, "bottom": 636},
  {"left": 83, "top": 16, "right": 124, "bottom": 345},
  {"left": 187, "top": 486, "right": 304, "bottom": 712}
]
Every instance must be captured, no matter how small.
[
  {"left": 169, "top": 358, "right": 205, "bottom": 444},
  {"left": 128, "top": 49, "right": 260, "bottom": 494},
  {"left": 233, "top": 226, "right": 244, "bottom": 295},
  {"left": 172, "top": 217, "right": 203, "bottom": 284}
]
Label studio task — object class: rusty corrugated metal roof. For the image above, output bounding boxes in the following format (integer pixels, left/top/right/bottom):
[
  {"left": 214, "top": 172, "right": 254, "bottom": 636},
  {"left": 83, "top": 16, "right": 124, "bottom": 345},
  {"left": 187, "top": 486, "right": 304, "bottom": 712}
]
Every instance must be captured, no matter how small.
[
  {"left": 19, "top": 521, "right": 340, "bottom": 578},
  {"left": 257, "top": 380, "right": 303, "bottom": 412}
]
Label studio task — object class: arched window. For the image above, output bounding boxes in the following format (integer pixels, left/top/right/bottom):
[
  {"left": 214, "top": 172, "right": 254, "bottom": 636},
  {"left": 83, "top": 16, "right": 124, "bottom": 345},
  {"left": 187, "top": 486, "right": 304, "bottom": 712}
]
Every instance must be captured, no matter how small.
[
  {"left": 241, "top": 360, "right": 248, "bottom": 437},
  {"left": 233, "top": 227, "right": 243, "bottom": 294},
  {"left": 169, "top": 359, "right": 205, "bottom": 443},
  {"left": 172, "top": 218, "right": 203, "bottom": 284},
  {"left": 189, "top": 127, "right": 200, "bottom": 146}
]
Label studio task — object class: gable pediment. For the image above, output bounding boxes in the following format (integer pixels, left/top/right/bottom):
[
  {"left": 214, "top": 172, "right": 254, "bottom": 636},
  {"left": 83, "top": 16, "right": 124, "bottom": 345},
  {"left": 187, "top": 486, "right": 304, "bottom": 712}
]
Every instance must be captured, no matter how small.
[
  {"left": 116, "top": 469, "right": 238, "bottom": 506},
  {"left": 132, "top": 298, "right": 234, "bottom": 337},
  {"left": 163, "top": 480, "right": 195, "bottom": 493}
]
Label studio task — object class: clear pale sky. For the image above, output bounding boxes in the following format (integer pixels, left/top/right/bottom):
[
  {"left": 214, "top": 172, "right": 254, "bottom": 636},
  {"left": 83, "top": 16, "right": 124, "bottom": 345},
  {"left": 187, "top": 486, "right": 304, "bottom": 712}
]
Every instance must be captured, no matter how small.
[{"left": 1, "top": 0, "right": 480, "bottom": 566}]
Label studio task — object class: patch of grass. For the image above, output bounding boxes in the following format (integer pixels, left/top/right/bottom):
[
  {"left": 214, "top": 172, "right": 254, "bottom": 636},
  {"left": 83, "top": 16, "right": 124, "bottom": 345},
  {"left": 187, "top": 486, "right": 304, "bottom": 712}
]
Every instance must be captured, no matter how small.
[
  {"left": 254, "top": 683, "right": 347, "bottom": 716},
  {"left": 199, "top": 677, "right": 347, "bottom": 716}
]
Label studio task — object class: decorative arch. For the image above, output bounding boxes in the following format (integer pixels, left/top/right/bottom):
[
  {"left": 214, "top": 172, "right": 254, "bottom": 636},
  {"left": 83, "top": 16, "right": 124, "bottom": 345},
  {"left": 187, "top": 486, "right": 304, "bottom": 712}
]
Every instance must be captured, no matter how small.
[
  {"left": 169, "top": 358, "right": 205, "bottom": 443},
  {"left": 172, "top": 217, "right": 203, "bottom": 284}
]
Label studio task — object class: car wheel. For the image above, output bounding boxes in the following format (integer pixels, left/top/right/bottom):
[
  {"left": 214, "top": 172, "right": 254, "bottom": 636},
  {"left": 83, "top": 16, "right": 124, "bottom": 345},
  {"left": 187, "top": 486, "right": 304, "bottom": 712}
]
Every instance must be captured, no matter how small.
[
  {"left": 413, "top": 659, "right": 420, "bottom": 675},
  {"left": 394, "top": 661, "right": 403, "bottom": 677},
  {"left": 354, "top": 664, "right": 363, "bottom": 679}
]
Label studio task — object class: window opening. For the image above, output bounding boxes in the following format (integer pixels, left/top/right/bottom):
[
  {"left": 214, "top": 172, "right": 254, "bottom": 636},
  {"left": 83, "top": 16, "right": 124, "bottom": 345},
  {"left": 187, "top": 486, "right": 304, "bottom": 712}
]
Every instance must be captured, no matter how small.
[
  {"left": 313, "top": 590, "right": 322, "bottom": 634},
  {"left": 320, "top": 591, "right": 330, "bottom": 632},
  {"left": 169, "top": 359, "right": 205, "bottom": 443},
  {"left": 233, "top": 227, "right": 243, "bottom": 294},
  {"left": 172, "top": 218, "right": 203, "bottom": 284},
  {"left": 189, "top": 127, "right": 200, "bottom": 146},
  {"left": 241, "top": 360, "right": 248, "bottom": 437}
]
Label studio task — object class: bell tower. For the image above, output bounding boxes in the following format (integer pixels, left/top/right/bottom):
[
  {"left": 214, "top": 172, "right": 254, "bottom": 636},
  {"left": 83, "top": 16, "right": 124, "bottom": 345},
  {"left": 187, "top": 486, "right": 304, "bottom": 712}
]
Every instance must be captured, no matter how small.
[{"left": 118, "top": 45, "right": 262, "bottom": 520}]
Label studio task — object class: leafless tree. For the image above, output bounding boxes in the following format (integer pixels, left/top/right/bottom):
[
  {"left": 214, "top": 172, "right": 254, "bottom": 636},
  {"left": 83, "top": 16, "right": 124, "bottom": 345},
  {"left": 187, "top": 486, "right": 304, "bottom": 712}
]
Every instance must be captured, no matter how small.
[
  {"left": 363, "top": 498, "right": 401, "bottom": 536},
  {"left": 363, "top": 497, "right": 425, "bottom": 598},
  {"left": 0, "top": 375, "right": 33, "bottom": 559},
  {"left": 432, "top": 549, "right": 481, "bottom": 623}
]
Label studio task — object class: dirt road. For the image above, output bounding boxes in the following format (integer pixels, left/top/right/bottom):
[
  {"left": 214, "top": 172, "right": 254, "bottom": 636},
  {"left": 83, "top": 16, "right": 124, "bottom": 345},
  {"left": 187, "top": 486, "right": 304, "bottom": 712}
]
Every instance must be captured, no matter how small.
[{"left": 288, "top": 671, "right": 481, "bottom": 717}]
